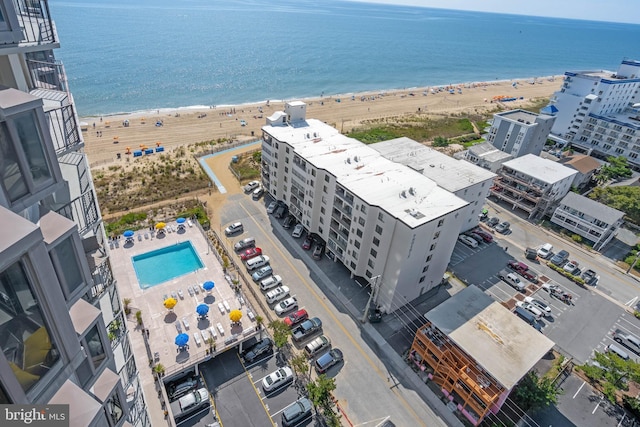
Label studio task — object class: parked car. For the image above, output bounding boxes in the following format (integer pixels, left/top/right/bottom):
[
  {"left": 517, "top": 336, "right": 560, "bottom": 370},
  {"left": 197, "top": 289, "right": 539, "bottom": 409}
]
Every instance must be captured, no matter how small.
[
  {"left": 550, "top": 250, "right": 570, "bottom": 266},
  {"left": 245, "top": 255, "right": 270, "bottom": 271},
  {"left": 487, "top": 217, "right": 500, "bottom": 227},
  {"left": 612, "top": 329, "right": 640, "bottom": 354},
  {"left": 243, "top": 181, "right": 260, "bottom": 193},
  {"left": 524, "top": 247, "right": 538, "bottom": 260},
  {"left": 167, "top": 377, "right": 199, "bottom": 400},
  {"left": 265, "top": 285, "right": 290, "bottom": 304},
  {"left": 582, "top": 269, "right": 599, "bottom": 285},
  {"left": 313, "top": 244, "right": 324, "bottom": 259},
  {"left": 241, "top": 337, "right": 273, "bottom": 363},
  {"left": 537, "top": 243, "right": 553, "bottom": 259},
  {"left": 563, "top": 260, "right": 580, "bottom": 275},
  {"left": 275, "top": 297, "right": 298, "bottom": 315},
  {"left": 259, "top": 275, "right": 282, "bottom": 291},
  {"left": 542, "top": 282, "right": 561, "bottom": 293},
  {"left": 252, "top": 266, "right": 273, "bottom": 281},
  {"left": 458, "top": 235, "right": 478, "bottom": 248},
  {"left": 524, "top": 296, "right": 551, "bottom": 315},
  {"left": 465, "top": 232, "right": 484, "bottom": 243},
  {"left": 497, "top": 270, "right": 525, "bottom": 291},
  {"left": 284, "top": 309, "right": 309, "bottom": 327},
  {"left": 224, "top": 222, "right": 243, "bottom": 236},
  {"left": 507, "top": 260, "right": 538, "bottom": 283},
  {"left": 292, "top": 317, "right": 323, "bottom": 342},
  {"left": 283, "top": 215, "right": 296, "bottom": 229},
  {"left": 471, "top": 229, "right": 493, "bottom": 243},
  {"left": 292, "top": 224, "right": 304, "bottom": 238},
  {"left": 494, "top": 221, "right": 510, "bottom": 234},
  {"left": 315, "top": 349, "right": 344, "bottom": 374},
  {"left": 304, "top": 335, "right": 331, "bottom": 358},
  {"left": 240, "top": 247, "right": 262, "bottom": 261},
  {"left": 262, "top": 366, "right": 294, "bottom": 392},
  {"left": 267, "top": 201, "right": 278, "bottom": 214},
  {"left": 515, "top": 301, "right": 543, "bottom": 320},
  {"left": 302, "top": 236, "right": 313, "bottom": 250},
  {"left": 274, "top": 205, "right": 288, "bottom": 219},
  {"left": 252, "top": 187, "right": 264, "bottom": 200},
  {"left": 282, "top": 398, "right": 313, "bottom": 427},
  {"left": 234, "top": 237, "right": 255, "bottom": 251}
]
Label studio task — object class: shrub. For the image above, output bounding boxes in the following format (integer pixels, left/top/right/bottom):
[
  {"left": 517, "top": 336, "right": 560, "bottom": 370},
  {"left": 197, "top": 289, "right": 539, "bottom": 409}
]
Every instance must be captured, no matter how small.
[
  {"left": 432, "top": 136, "right": 449, "bottom": 147},
  {"left": 571, "top": 234, "right": 582, "bottom": 243}
]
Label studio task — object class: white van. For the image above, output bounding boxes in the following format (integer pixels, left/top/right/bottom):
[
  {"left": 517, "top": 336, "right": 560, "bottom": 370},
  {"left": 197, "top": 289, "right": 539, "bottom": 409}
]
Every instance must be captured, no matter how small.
[
  {"left": 252, "top": 187, "right": 264, "bottom": 200},
  {"left": 246, "top": 255, "right": 270, "bottom": 271},
  {"left": 606, "top": 343, "right": 630, "bottom": 360},
  {"left": 265, "top": 285, "right": 290, "bottom": 304},
  {"left": 260, "top": 275, "right": 282, "bottom": 291}
]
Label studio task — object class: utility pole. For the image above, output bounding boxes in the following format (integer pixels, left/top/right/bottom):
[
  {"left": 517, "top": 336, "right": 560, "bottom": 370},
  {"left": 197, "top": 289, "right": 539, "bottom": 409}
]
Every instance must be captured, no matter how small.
[{"left": 361, "top": 275, "right": 381, "bottom": 323}]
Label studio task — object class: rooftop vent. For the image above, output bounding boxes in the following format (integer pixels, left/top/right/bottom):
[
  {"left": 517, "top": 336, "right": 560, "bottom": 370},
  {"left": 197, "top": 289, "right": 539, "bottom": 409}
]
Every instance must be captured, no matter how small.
[
  {"left": 430, "top": 164, "right": 435, "bottom": 168},
  {"left": 346, "top": 157, "right": 351, "bottom": 164},
  {"left": 400, "top": 190, "right": 407, "bottom": 198},
  {"left": 354, "top": 156, "right": 359, "bottom": 162},
  {"left": 408, "top": 187, "right": 416, "bottom": 195}
]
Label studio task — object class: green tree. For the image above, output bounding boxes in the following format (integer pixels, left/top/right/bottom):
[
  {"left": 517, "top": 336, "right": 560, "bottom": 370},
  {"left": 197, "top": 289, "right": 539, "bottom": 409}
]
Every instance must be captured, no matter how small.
[
  {"left": 589, "top": 186, "right": 640, "bottom": 224},
  {"left": 307, "top": 374, "right": 337, "bottom": 412},
  {"left": 596, "top": 156, "right": 632, "bottom": 183},
  {"left": 290, "top": 354, "right": 310, "bottom": 382},
  {"left": 512, "top": 371, "right": 562, "bottom": 412},
  {"left": 268, "top": 320, "right": 291, "bottom": 350},
  {"left": 432, "top": 136, "right": 449, "bottom": 147}
]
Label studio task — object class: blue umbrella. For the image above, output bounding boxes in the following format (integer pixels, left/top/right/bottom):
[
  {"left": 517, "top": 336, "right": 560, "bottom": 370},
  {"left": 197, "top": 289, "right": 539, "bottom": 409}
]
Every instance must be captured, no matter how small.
[
  {"left": 175, "top": 333, "right": 189, "bottom": 347},
  {"left": 123, "top": 230, "right": 134, "bottom": 238},
  {"left": 196, "top": 304, "right": 209, "bottom": 316},
  {"left": 202, "top": 281, "right": 214, "bottom": 291},
  {"left": 176, "top": 217, "right": 186, "bottom": 224}
]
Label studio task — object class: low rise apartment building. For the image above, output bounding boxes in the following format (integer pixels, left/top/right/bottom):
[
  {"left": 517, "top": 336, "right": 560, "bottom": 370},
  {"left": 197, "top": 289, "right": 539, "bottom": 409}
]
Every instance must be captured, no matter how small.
[
  {"left": 409, "top": 286, "right": 554, "bottom": 426},
  {"left": 551, "top": 192, "right": 624, "bottom": 251},
  {"left": 462, "top": 142, "right": 513, "bottom": 173},
  {"left": 261, "top": 102, "right": 468, "bottom": 312},
  {"left": 490, "top": 154, "right": 577, "bottom": 219}
]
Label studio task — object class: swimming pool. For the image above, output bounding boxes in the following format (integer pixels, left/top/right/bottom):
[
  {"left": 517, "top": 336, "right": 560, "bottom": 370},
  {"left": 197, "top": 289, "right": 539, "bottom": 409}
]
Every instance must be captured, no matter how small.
[{"left": 132, "top": 241, "right": 204, "bottom": 289}]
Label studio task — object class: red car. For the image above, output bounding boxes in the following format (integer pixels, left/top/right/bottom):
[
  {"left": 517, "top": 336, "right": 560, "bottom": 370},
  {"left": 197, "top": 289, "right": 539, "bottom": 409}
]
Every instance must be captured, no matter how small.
[
  {"left": 302, "top": 236, "right": 313, "bottom": 250},
  {"left": 240, "top": 247, "right": 262, "bottom": 261},
  {"left": 507, "top": 260, "right": 538, "bottom": 283},
  {"left": 283, "top": 309, "right": 309, "bottom": 327},
  {"left": 472, "top": 229, "right": 493, "bottom": 243}
]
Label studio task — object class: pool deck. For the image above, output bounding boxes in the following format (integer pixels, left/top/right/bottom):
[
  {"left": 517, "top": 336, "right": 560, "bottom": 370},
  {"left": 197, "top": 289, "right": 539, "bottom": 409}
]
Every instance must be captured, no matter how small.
[{"left": 109, "top": 222, "right": 260, "bottom": 425}]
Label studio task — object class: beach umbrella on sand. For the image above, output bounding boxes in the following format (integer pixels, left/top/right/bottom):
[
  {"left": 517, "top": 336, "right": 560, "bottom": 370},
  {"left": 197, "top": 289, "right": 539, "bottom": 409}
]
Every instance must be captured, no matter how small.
[
  {"left": 229, "top": 309, "right": 242, "bottom": 323},
  {"left": 164, "top": 297, "right": 177, "bottom": 310},
  {"left": 175, "top": 333, "right": 189, "bottom": 347},
  {"left": 202, "top": 281, "right": 214, "bottom": 292},
  {"left": 176, "top": 217, "right": 186, "bottom": 224},
  {"left": 196, "top": 304, "right": 209, "bottom": 317},
  {"left": 123, "top": 230, "right": 134, "bottom": 238},
  {"left": 155, "top": 222, "right": 166, "bottom": 230}
]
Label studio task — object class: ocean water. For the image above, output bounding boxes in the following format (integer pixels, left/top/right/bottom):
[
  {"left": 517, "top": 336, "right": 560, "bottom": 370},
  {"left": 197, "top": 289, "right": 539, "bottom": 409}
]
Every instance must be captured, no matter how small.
[{"left": 51, "top": 0, "right": 640, "bottom": 116}]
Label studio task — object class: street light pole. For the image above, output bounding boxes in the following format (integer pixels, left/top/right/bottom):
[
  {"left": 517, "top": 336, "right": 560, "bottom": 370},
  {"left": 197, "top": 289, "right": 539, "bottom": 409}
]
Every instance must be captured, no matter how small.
[{"left": 361, "top": 275, "right": 381, "bottom": 323}]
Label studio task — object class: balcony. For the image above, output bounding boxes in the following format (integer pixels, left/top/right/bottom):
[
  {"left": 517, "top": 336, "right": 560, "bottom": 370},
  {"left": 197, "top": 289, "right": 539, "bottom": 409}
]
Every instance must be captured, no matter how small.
[
  {"left": 499, "top": 170, "right": 544, "bottom": 193},
  {"left": 12, "top": 0, "right": 57, "bottom": 46},
  {"left": 55, "top": 188, "right": 101, "bottom": 236},
  {"left": 85, "top": 258, "right": 115, "bottom": 305}
]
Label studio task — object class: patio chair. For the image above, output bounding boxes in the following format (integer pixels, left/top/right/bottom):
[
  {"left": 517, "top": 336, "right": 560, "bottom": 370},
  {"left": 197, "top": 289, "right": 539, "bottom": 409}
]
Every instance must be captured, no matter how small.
[
  {"left": 175, "top": 321, "right": 182, "bottom": 333},
  {"left": 193, "top": 285, "right": 199, "bottom": 295},
  {"left": 182, "top": 317, "right": 190, "bottom": 330},
  {"left": 218, "top": 303, "right": 225, "bottom": 314},
  {"left": 201, "top": 329, "right": 209, "bottom": 341},
  {"left": 188, "top": 219, "right": 193, "bottom": 228},
  {"left": 247, "top": 310, "right": 255, "bottom": 321},
  {"left": 144, "top": 233, "right": 149, "bottom": 240},
  {"left": 209, "top": 326, "right": 217, "bottom": 339},
  {"left": 163, "top": 294, "right": 168, "bottom": 301},
  {"left": 167, "top": 227, "right": 172, "bottom": 233},
  {"left": 187, "top": 286, "right": 194, "bottom": 297},
  {"left": 178, "top": 289, "right": 184, "bottom": 299},
  {"left": 193, "top": 332, "right": 202, "bottom": 346},
  {"left": 216, "top": 322, "right": 224, "bottom": 336},
  {"left": 137, "top": 234, "right": 142, "bottom": 242},
  {"left": 223, "top": 300, "right": 231, "bottom": 312},
  {"left": 171, "top": 291, "right": 178, "bottom": 300}
]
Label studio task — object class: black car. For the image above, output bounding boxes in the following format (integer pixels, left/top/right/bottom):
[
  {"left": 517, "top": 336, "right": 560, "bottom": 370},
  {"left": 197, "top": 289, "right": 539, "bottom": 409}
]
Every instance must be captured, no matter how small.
[
  {"left": 241, "top": 337, "right": 273, "bottom": 363},
  {"left": 550, "top": 249, "right": 570, "bottom": 266},
  {"left": 487, "top": 217, "right": 500, "bottom": 227}
]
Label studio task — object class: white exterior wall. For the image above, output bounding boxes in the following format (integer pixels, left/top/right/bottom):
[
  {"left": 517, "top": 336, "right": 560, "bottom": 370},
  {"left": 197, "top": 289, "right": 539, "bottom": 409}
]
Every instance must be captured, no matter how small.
[
  {"left": 549, "top": 176, "right": 575, "bottom": 204},
  {"left": 454, "top": 180, "right": 492, "bottom": 232}
]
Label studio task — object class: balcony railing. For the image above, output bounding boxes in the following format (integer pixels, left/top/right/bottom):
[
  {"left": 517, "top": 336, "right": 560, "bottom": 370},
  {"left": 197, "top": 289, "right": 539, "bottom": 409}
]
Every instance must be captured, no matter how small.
[
  {"left": 85, "top": 258, "right": 115, "bottom": 304},
  {"left": 12, "top": 0, "right": 57, "bottom": 46},
  {"left": 46, "top": 103, "right": 82, "bottom": 155},
  {"left": 26, "top": 58, "right": 68, "bottom": 93},
  {"left": 55, "top": 189, "right": 101, "bottom": 236}
]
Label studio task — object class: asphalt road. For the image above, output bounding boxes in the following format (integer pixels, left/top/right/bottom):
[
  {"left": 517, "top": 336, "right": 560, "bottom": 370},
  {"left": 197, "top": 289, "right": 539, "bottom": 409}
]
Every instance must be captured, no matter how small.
[{"left": 218, "top": 193, "right": 450, "bottom": 427}]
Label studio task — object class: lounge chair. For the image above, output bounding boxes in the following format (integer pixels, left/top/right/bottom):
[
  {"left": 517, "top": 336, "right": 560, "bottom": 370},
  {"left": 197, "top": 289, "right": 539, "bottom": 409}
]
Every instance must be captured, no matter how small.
[
  {"left": 187, "top": 286, "right": 194, "bottom": 297},
  {"left": 109, "top": 242, "right": 114, "bottom": 250},
  {"left": 209, "top": 326, "right": 217, "bottom": 339},
  {"left": 216, "top": 322, "right": 224, "bottom": 335},
  {"left": 223, "top": 300, "right": 231, "bottom": 312},
  {"left": 167, "top": 227, "right": 171, "bottom": 233},
  {"left": 182, "top": 317, "right": 190, "bottom": 330},
  {"left": 193, "top": 332, "right": 202, "bottom": 346},
  {"left": 163, "top": 294, "right": 169, "bottom": 301},
  {"left": 193, "top": 285, "right": 199, "bottom": 295},
  {"left": 137, "top": 234, "right": 142, "bottom": 242},
  {"left": 177, "top": 289, "right": 184, "bottom": 299},
  {"left": 247, "top": 310, "right": 255, "bottom": 321},
  {"left": 188, "top": 219, "right": 193, "bottom": 228},
  {"left": 201, "top": 329, "right": 209, "bottom": 341},
  {"left": 218, "top": 303, "right": 225, "bottom": 314},
  {"left": 175, "top": 321, "right": 182, "bottom": 333},
  {"left": 144, "top": 233, "right": 149, "bottom": 240}
]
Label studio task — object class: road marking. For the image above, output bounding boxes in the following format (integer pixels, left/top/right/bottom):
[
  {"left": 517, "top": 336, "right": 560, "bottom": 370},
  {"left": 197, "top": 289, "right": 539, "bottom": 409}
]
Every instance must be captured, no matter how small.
[
  {"left": 625, "top": 296, "right": 638, "bottom": 306},
  {"left": 239, "top": 202, "right": 429, "bottom": 427},
  {"left": 236, "top": 352, "right": 276, "bottom": 427},
  {"left": 592, "top": 396, "right": 604, "bottom": 414},
  {"left": 573, "top": 381, "right": 586, "bottom": 399}
]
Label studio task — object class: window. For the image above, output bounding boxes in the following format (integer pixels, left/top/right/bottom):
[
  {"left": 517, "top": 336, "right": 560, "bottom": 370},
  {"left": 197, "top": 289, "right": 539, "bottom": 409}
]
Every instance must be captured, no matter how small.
[
  {"left": 0, "top": 261, "right": 60, "bottom": 392},
  {"left": 0, "top": 122, "right": 28, "bottom": 201},
  {"left": 365, "top": 270, "right": 372, "bottom": 278},
  {"left": 320, "top": 206, "right": 325, "bottom": 214},
  {"left": 375, "top": 225, "right": 382, "bottom": 234},
  {"left": 356, "top": 229, "right": 363, "bottom": 238},
  {"left": 367, "top": 259, "right": 375, "bottom": 268},
  {"left": 372, "top": 237, "right": 380, "bottom": 246},
  {"left": 354, "top": 240, "right": 360, "bottom": 249},
  {"left": 15, "top": 113, "right": 52, "bottom": 187},
  {"left": 433, "top": 231, "right": 440, "bottom": 239},
  {"left": 324, "top": 175, "right": 330, "bottom": 182},
  {"left": 50, "top": 237, "right": 84, "bottom": 296},
  {"left": 378, "top": 212, "right": 384, "bottom": 222},
  {"left": 426, "top": 254, "right": 432, "bottom": 262},
  {"left": 422, "top": 266, "right": 428, "bottom": 273},
  {"left": 419, "top": 276, "right": 426, "bottom": 283},
  {"left": 84, "top": 325, "right": 106, "bottom": 369},
  {"left": 430, "top": 243, "right": 436, "bottom": 251},
  {"left": 370, "top": 248, "right": 377, "bottom": 258},
  {"left": 284, "top": 166, "right": 288, "bottom": 173},
  {"left": 319, "top": 217, "right": 324, "bottom": 224},
  {"left": 437, "top": 219, "right": 444, "bottom": 227},
  {"left": 285, "top": 147, "right": 290, "bottom": 153},
  {"left": 360, "top": 205, "right": 367, "bottom": 214},
  {"left": 311, "top": 169, "right": 316, "bottom": 177},
  {"left": 358, "top": 217, "right": 365, "bottom": 226},
  {"left": 323, "top": 185, "right": 327, "bottom": 193},
  {"left": 350, "top": 261, "right": 356, "bottom": 269}
]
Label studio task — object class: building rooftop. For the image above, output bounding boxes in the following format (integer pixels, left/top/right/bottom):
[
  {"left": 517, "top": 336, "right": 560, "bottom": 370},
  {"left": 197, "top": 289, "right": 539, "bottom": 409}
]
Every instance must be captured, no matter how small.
[
  {"left": 263, "top": 118, "right": 469, "bottom": 228},
  {"left": 468, "top": 142, "right": 513, "bottom": 163},
  {"left": 559, "top": 192, "right": 624, "bottom": 225},
  {"left": 496, "top": 109, "right": 543, "bottom": 125},
  {"left": 503, "top": 154, "right": 577, "bottom": 184},
  {"left": 0, "top": 206, "right": 38, "bottom": 253},
  {"left": 371, "top": 137, "right": 496, "bottom": 193},
  {"left": 560, "top": 153, "right": 601, "bottom": 174},
  {"left": 425, "top": 286, "right": 554, "bottom": 390}
]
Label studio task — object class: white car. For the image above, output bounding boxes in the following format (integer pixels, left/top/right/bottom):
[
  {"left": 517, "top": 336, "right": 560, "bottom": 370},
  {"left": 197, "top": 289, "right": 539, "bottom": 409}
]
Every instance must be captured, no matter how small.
[
  {"left": 267, "top": 201, "right": 277, "bottom": 214},
  {"left": 516, "top": 301, "right": 543, "bottom": 320},
  {"left": 458, "top": 235, "right": 478, "bottom": 248},
  {"left": 292, "top": 224, "right": 304, "bottom": 238},
  {"left": 260, "top": 275, "right": 282, "bottom": 291},
  {"left": 563, "top": 260, "right": 580, "bottom": 274},
  {"left": 244, "top": 181, "right": 260, "bottom": 193},
  {"left": 265, "top": 285, "right": 290, "bottom": 304},
  {"left": 224, "top": 222, "right": 243, "bottom": 236},
  {"left": 524, "top": 296, "right": 551, "bottom": 315},
  {"left": 262, "top": 366, "right": 294, "bottom": 392},
  {"left": 537, "top": 243, "right": 553, "bottom": 259},
  {"left": 275, "top": 297, "right": 298, "bottom": 315}
]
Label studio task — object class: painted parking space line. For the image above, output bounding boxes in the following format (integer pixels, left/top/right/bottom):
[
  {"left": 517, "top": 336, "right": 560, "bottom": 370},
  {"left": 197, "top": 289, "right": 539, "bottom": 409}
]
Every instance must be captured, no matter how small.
[
  {"left": 572, "top": 380, "right": 586, "bottom": 399},
  {"left": 593, "top": 396, "right": 604, "bottom": 414}
]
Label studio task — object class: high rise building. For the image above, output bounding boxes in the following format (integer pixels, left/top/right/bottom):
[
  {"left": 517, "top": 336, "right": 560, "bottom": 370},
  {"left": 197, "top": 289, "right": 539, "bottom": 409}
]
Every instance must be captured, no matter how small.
[
  {"left": 485, "top": 109, "right": 555, "bottom": 158},
  {"left": 545, "top": 59, "right": 640, "bottom": 169},
  {"left": 0, "top": 2, "right": 149, "bottom": 426}
]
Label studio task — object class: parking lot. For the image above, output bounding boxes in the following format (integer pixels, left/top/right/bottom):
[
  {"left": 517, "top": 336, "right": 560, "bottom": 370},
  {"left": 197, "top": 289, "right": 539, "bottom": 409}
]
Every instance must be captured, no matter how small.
[{"left": 200, "top": 341, "right": 314, "bottom": 427}]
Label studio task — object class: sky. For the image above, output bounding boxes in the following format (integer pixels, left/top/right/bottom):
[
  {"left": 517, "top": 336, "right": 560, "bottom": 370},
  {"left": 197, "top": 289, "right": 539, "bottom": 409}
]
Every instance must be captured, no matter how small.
[{"left": 348, "top": 0, "right": 640, "bottom": 24}]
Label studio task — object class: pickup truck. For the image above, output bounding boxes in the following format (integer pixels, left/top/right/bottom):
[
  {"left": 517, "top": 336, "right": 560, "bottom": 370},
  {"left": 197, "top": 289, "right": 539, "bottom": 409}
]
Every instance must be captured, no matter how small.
[
  {"left": 170, "top": 387, "right": 210, "bottom": 421},
  {"left": 292, "top": 317, "right": 322, "bottom": 342}
]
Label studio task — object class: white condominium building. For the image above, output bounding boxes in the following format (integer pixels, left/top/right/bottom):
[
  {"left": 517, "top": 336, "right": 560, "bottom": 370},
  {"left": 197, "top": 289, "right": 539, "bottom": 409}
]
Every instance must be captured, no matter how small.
[
  {"left": 262, "top": 102, "right": 468, "bottom": 313},
  {"left": 0, "top": 1, "right": 149, "bottom": 425},
  {"left": 546, "top": 58, "right": 640, "bottom": 169}
]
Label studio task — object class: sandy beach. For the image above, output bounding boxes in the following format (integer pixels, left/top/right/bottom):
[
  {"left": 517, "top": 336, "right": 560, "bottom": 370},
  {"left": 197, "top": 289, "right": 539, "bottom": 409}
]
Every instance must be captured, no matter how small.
[{"left": 83, "top": 76, "right": 562, "bottom": 166}]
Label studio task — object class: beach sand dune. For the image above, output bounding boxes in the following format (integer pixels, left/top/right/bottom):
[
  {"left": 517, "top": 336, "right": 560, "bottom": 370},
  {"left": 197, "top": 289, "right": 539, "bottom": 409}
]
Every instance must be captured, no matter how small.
[{"left": 83, "top": 77, "right": 561, "bottom": 166}]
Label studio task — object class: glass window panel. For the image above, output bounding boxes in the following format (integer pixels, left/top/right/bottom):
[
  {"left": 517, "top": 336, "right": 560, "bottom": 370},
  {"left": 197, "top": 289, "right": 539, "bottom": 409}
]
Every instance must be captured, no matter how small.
[
  {"left": 85, "top": 325, "right": 106, "bottom": 369},
  {"left": 52, "top": 238, "right": 84, "bottom": 295},
  {"left": 0, "top": 262, "right": 59, "bottom": 393},
  {"left": 14, "top": 113, "right": 51, "bottom": 186},
  {"left": 0, "top": 122, "right": 28, "bottom": 201},
  {"left": 107, "top": 392, "right": 124, "bottom": 424}
]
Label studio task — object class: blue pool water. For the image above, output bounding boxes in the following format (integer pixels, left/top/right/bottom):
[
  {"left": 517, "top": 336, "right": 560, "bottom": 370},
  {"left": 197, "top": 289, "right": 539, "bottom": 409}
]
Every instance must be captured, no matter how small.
[{"left": 133, "top": 242, "right": 204, "bottom": 289}]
